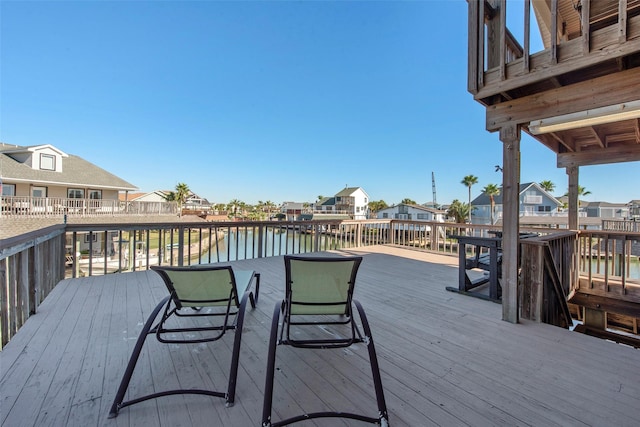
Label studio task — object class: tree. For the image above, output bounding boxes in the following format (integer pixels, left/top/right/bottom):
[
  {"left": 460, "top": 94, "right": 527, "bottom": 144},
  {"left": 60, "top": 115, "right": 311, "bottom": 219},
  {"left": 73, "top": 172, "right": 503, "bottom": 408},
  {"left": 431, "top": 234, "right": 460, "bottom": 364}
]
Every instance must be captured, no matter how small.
[
  {"left": 461, "top": 175, "right": 479, "bottom": 223},
  {"left": 163, "top": 182, "right": 190, "bottom": 217},
  {"left": 564, "top": 186, "right": 592, "bottom": 207},
  {"left": 227, "top": 199, "right": 241, "bottom": 219},
  {"left": 539, "top": 180, "right": 555, "bottom": 193},
  {"left": 401, "top": 198, "right": 416, "bottom": 205},
  {"left": 482, "top": 183, "right": 500, "bottom": 225},
  {"left": 368, "top": 200, "right": 388, "bottom": 216},
  {"left": 447, "top": 199, "right": 471, "bottom": 224}
]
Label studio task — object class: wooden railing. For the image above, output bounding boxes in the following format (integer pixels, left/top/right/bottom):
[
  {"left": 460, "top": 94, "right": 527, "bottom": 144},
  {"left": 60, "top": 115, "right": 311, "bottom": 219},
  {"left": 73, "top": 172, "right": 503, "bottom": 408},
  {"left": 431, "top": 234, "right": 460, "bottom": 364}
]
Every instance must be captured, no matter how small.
[
  {"left": 0, "top": 196, "right": 178, "bottom": 218},
  {"left": 467, "top": 0, "right": 640, "bottom": 100},
  {"left": 3, "top": 217, "right": 639, "bottom": 347},
  {"left": 520, "top": 231, "right": 577, "bottom": 327},
  {"left": 0, "top": 225, "right": 67, "bottom": 348}
]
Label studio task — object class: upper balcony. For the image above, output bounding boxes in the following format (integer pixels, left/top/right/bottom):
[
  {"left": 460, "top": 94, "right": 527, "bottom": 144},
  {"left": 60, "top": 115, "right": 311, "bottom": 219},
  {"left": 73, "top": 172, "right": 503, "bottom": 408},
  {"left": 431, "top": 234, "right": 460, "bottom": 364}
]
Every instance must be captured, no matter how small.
[
  {"left": 1, "top": 195, "right": 178, "bottom": 219},
  {"left": 468, "top": 0, "right": 640, "bottom": 167}
]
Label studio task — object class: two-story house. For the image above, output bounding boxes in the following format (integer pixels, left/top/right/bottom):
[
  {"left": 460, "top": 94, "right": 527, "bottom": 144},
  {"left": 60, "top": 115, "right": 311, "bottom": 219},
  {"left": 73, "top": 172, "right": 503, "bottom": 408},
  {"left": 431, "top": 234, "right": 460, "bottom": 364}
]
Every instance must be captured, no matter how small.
[
  {"left": 471, "top": 182, "right": 563, "bottom": 225},
  {"left": 313, "top": 187, "right": 370, "bottom": 220},
  {"left": 1, "top": 143, "right": 137, "bottom": 215}
]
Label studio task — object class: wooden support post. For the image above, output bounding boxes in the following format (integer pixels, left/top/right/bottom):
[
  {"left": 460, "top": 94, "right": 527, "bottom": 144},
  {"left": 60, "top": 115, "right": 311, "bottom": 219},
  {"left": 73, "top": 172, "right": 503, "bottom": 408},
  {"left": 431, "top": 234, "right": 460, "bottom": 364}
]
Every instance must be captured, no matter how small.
[
  {"left": 566, "top": 166, "right": 579, "bottom": 230},
  {"left": 500, "top": 123, "right": 521, "bottom": 324}
]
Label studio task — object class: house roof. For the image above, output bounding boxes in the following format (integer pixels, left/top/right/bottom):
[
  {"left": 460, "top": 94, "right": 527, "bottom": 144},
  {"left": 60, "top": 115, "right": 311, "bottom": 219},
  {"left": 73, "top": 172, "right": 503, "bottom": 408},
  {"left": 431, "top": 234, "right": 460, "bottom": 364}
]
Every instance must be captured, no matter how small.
[
  {"left": 585, "top": 201, "right": 630, "bottom": 208},
  {"left": 471, "top": 182, "right": 562, "bottom": 206},
  {"left": 0, "top": 143, "right": 137, "bottom": 191},
  {"left": 317, "top": 197, "right": 336, "bottom": 206},
  {"left": 379, "top": 203, "right": 443, "bottom": 214},
  {"left": 335, "top": 186, "right": 367, "bottom": 197}
]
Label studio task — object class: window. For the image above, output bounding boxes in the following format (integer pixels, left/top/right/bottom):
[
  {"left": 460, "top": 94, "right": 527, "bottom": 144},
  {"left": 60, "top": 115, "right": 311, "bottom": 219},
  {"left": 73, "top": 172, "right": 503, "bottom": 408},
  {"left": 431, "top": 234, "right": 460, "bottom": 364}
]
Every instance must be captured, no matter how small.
[
  {"left": 32, "top": 186, "right": 47, "bottom": 198},
  {"left": 40, "top": 154, "right": 56, "bottom": 170},
  {"left": 537, "top": 206, "right": 551, "bottom": 212},
  {"left": 382, "top": 213, "right": 388, "bottom": 218},
  {"left": 89, "top": 190, "right": 102, "bottom": 200},
  {"left": 2, "top": 183, "right": 15, "bottom": 196},
  {"left": 68, "top": 188, "right": 84, "bottom": 198}
]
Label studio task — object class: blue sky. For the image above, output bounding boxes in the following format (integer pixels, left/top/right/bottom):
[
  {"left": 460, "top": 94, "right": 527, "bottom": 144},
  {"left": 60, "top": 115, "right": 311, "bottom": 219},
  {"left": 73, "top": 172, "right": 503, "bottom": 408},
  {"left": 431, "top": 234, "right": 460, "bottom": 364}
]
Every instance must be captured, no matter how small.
[{"left": 1, "top": 1, "right": 637, "bottom": 206}]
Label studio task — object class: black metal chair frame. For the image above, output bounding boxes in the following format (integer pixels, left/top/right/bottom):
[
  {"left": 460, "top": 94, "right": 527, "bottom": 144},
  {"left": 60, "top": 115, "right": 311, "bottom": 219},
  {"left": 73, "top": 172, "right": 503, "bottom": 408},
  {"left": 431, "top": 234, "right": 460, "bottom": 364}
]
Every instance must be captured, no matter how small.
[
  {"left": 108, "top": 265, "right": 260, "bottom": 418},
  {"left": 262, "top": 255, "right": 389, "bottom": 426}
]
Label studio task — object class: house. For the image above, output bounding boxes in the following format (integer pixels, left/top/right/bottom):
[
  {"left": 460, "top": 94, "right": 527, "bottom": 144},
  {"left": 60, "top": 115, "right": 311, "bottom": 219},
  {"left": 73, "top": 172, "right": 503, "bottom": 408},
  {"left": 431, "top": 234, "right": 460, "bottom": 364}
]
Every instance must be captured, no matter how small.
[
  {"left": 1, "top": 142, "right": 137, "bottom": 213},
  {"left": 280, "top": 201, "right": 309, "bottom": 221},
  {"left": 585, "top": 201, "right": 632, "bottom": 219},
  {"left": 630, "top": 200, "right": 640, "bottom": 220},
  {"left": 376, "top": 203, "right": 445, "bottom": 222},
  {"left": 121, "top": 190, "right": 212, "bottom": 216},
  {"left": 313, "top": 187, "right": 370, "bottom": 220},
  {"left": 471, "top": 182, "right": 563, "bottom": 225}
]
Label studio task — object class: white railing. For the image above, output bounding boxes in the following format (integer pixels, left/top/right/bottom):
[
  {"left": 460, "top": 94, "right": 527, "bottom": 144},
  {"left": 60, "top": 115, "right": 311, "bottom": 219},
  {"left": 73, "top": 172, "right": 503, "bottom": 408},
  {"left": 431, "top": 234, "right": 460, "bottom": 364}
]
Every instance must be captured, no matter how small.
[{"left": 1, "top": 196, "right": 178, "bottom": 218}]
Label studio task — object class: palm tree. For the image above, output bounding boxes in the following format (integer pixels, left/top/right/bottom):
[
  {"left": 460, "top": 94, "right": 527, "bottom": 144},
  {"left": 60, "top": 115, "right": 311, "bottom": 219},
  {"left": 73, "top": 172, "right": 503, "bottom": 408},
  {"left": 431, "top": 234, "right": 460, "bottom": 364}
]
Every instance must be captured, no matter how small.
[
  {"left": 227, "top": 199, "right": 241, "bottom": 219},
  {"left": 539, "top": 180, "right": 555, "bottom": 193},
  {"left": 564, "top": 186, "right": 592, "bottom": 207},
  {"left": 447, "top": 199, "right": 471, "bottom": 224},
  {"left": 163, "top": 182, "right": 190, "bottom": 216},
  {"left": 401, "top": 198, "right": 416, "bottom": 205},
  {"left": 482, "top": 183, "right": 500, "bottom": 225},
  {"left": 368, "top": 200, "right": 388, "bottom": 217},
  {"left": 263, "top": 200, "right": 276, "bottom": 219},
  {"left": 461, "top": 175, "right": 478, "bottom": 223}
]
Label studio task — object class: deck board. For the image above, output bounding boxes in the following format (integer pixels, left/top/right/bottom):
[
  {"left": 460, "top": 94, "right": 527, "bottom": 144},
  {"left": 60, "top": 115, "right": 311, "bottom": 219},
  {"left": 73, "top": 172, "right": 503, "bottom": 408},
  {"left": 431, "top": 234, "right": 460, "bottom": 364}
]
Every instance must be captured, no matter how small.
[{"left": 2, "top": 246, "right": 639, "bottom": 427}]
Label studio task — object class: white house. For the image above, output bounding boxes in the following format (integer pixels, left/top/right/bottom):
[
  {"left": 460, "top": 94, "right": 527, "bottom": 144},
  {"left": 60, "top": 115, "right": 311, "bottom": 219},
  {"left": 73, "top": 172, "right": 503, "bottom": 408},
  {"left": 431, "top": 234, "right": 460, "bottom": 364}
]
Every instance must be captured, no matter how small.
[
  {"left": 313, "top": 187, "right": 370, "bottom": 220},
  {"left": 376, "top": 203, "right": 445, "bottom": 222}
]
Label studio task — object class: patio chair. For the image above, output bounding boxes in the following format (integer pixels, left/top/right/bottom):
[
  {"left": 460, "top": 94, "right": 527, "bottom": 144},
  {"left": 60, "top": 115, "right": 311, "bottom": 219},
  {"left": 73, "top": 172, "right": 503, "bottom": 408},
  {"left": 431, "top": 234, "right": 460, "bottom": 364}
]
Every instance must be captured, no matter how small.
[
  {"left": 261, "top": 255, "right": 389, "bottom": 426},
  {"left": 108, "top": 264, "right": 260, "bottom": 418}
]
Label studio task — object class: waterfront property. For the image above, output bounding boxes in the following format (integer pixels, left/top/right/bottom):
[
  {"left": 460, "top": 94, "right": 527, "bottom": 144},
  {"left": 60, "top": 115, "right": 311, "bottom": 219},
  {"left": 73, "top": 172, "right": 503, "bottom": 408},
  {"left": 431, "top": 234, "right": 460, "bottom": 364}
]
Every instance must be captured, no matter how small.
[{"left": 2, "top": 245, "right": 639, "bottom": 427}]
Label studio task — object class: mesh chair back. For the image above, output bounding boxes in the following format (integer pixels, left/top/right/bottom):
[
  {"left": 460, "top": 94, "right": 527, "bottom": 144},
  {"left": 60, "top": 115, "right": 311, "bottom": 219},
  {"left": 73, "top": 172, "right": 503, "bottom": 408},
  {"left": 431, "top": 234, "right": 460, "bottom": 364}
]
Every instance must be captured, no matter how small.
[
  {"left": 152, "top": 266, "right": 238, "bottom": 309},
  {"left": 285, "top": 256, "right": 362, "bottom": 315}
]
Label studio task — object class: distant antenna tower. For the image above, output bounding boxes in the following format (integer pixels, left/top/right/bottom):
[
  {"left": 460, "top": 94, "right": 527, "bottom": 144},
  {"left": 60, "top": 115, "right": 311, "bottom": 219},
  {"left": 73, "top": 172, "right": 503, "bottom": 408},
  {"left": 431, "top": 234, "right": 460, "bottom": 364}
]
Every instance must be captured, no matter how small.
[{"left": 431, "top": 172, "right": 438, "bottom": 208}]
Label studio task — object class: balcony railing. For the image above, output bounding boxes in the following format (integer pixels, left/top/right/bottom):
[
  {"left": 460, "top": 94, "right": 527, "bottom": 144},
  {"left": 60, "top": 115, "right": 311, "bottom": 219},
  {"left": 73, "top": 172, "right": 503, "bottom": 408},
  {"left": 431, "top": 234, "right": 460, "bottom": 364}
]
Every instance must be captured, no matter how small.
[
  {"left": 2, "top": 218, "right": 639, "bottom": 348},
  {"left": 0, "top": 196, "right": 178, "bottom": 218}
]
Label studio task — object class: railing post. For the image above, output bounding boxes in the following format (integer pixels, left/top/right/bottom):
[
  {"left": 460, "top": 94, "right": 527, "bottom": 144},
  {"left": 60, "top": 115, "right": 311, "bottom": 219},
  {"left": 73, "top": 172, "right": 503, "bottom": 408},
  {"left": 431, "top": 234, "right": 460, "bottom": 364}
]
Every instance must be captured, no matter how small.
[
  {"left": 257, "top": 224, "right": 264, "bottom": 258},
  {"left": 177, "top": 226, "right": 185, "bottom": 266}
]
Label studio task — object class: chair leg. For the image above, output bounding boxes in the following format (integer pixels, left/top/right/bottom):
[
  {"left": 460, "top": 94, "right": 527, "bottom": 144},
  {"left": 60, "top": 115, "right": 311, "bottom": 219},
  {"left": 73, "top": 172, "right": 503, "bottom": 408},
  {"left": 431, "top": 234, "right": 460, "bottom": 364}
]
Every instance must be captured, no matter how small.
[
  {"left": 108, "top": 296, "right": 170, "bottom": 418},
  {"left": 225, "top": 288, "right": 251, "bottom": 406},
  {"left": 353, "top": 300, "right": 390, "bottom": 426},
  {"left": 261, "top": 302, "right": 282, "bottom": 427}
]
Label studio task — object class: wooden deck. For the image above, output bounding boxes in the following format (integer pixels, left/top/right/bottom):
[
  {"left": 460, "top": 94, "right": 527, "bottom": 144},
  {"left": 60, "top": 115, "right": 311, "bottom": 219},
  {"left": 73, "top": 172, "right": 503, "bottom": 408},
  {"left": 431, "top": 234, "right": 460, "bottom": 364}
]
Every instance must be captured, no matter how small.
[{"left": 2, "top": 246, "right": 639, "bottom": 426}]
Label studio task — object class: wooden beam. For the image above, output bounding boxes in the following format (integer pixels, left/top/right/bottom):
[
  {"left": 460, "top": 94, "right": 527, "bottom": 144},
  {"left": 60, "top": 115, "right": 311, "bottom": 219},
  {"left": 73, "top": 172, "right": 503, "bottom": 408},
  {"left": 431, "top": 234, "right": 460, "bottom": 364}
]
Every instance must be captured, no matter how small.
[
  {"left": 486, "top": 68, "right": 640, "bottom": 130},
  {"left": 523, "top": 0, "right": 531, "bottom": 73},
  {"left": 551, "top": 0, "right": 558, "bottom": 64},
  {"left": 500, "top": 123, "right": 521, "bottom": 324},
  {"left": 619, "top": 0, "right": 628, "bottom": 43},
  {"left": 566, "top": 166, "right": 579, "bottom": 230},
  {"left": 468, "top": 0, "right": 479, "bottom": 94},
  {"left": 558, "top": 143, "right": 640, "bottom": 167},
  {"left": 582, "top": 0, "right": 590, "bottom": 54},
  {"left": 500, "top": 0, "right": 507, "bottom": 80},
  {"left": 588, "top": 126, "right": 605, "bottom": 148}
]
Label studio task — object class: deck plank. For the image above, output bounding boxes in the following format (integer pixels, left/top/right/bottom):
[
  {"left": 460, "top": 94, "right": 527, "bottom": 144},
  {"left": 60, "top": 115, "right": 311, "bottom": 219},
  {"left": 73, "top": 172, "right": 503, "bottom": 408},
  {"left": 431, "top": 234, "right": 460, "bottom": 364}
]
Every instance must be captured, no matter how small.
[{"left": 2, "top": 246, "right": 640, "bottom": 427}]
